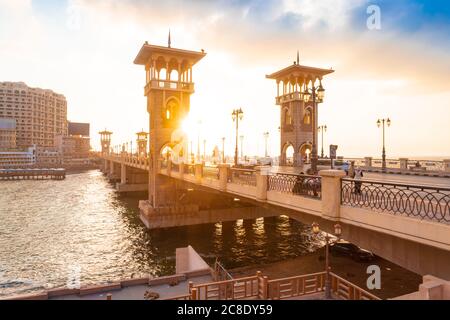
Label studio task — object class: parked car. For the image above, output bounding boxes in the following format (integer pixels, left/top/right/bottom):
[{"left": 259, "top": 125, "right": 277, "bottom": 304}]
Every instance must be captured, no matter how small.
[{"left": 330, "top": 241, "right": 375, "bottom": 262}]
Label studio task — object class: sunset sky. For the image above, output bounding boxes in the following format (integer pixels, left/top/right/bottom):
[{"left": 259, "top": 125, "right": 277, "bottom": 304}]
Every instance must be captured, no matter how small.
[{"left": 0, "top": 0, "right": 449, "bottom": 158}]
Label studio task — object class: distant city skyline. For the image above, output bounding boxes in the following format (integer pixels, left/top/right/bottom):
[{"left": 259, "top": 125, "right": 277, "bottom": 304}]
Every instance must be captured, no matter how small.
[{"left": 0, "top": 0, "right": 449, "bottom": 158}]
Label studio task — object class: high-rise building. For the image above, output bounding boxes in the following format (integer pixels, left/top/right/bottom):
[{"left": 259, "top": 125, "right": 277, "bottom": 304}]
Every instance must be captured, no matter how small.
[
  {"left": 0, "top": 118, "right": 16, "bottom": 150},
  {"left": 0, "top": 82, "right": 67, "bottom": 148}
]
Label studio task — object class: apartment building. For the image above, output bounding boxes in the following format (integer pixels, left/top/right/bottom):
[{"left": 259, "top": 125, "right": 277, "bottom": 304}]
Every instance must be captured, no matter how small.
[{"left": 0, "top": 82, "right": 67, "bottom": 148}]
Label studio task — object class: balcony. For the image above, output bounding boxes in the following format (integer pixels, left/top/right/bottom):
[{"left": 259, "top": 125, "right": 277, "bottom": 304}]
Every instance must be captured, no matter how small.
[
  {"left": 275, "top": 91, "right": 302, "bottom": 105},
  {"left": 144, "top": 80, "right": 194, "bottom": 95}
]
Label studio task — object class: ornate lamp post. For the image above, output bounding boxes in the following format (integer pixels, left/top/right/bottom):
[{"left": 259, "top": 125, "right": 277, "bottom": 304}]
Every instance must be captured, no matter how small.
[
  {"left": 303, "top": 80, "right": 325, "bottom": 174},
  {"left": 377, "top": 118, "right": 391, "bottom": 172},
  {"left": 231, "top": 108, "right": 244, "bottom": 166},
  {"left": 318, "top": 125, "right": 327, "bottom": 158},
  {"left": 240, "top": 135, "right": 244, "bottom": 160},
  {"left": 312, "top": 222, "right": 342, "bottom": 299},
  {"left": 263, "top": 132, "right": 269, "bottom": 157}
]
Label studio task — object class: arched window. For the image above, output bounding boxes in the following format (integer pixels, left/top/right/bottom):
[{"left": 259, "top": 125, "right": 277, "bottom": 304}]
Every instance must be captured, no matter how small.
[
  {"left": 303, "top": 109, "right": 311, "bottom": 125},
  {"left": 169, "top": 69, "right": 178, "bottom": 81},
  {"left": 159, "top": 68, "right": 167, "bottom": 80},
  {"left": 164, "top": 99, "right": 179, "bottom": 122},
  {"left": 285, "top": 145, "right": 294, "bottom": 165},
  {"left": 284, "top": 108, "right": 292, "bottom": 125}
]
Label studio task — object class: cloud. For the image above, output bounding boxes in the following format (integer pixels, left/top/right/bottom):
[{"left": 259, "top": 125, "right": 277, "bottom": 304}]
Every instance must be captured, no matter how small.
[{"left": 0, "top": 0, "right": 449, "bottom": 156}]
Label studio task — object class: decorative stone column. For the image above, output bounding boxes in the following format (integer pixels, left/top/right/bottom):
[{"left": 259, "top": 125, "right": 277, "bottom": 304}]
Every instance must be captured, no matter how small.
[
  {"left": 399, "top": 158, "right": 408, "bottom": 170},
  {"left": 364, "top": 157, "right": 372, "bottom": 168},
  {"left": 255, "top": 166, "right": 270, "bottom": 201},
  {"left": 319, "top": 169, "right": 346, "bottom": 220},
  {"left": 110, "top": 159, "right": 115, "bottom": 175},
  {"left": 444, "top": 159, "right": 450, "bottom": 173},
  {"left": 195, "top": 163, "right": 203, "bottom": 184},
  {"left": 179, "top": 161, "right": 184, "bottom": 179},
  {"left": 167, "top": 159, "right": 172, "bottom": 177},
  {"left": 121, "top": 163, "right": 126, "bottom": 184},
  {"left": 218, "top": 164, "right": 230, "bottom": 191}
]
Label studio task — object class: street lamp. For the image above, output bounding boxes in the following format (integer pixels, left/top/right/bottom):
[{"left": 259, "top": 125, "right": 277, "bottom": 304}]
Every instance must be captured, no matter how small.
[
  {"left": 377, "top": 118, "right": 391, "bottom": 172},
  {"left": 240, "top": 135, "right": 244, "bottom": 160},
  {"left": 263, "top": 132, "right": 269, "bottom": 157},
  {"left": 303, "top": 79, "right": 326, "bottom": 174},
  {"left": 232, "top": 108, "right": 244, "bottom": 166},
  {"left": 318, "top": 125, "right": 327, "bottom": 158},
  {"left": 312, "top": 222, "right": 342, "bottom": 299}
]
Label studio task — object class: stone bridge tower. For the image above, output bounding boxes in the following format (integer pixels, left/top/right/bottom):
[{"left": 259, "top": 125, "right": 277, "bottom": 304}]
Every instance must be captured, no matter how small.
[
  {"left": 266, "top": 55, "right": 333, "bottom": 167},
  {"left": 136, "top": 130, "right": 148, "bottom": 156},
  {"left": 134, "top": 40, "right": 206, "bottom": 211},
  {"left": 99, "top": 129, "right": 112, "bottom": 155}
]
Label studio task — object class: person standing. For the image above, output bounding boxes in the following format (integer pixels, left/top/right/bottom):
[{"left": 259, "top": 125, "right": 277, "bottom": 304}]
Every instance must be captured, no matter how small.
[
  {"left": 348, "top": 161, "right": 355, "bottom": 177},
  {"left": 354, "top": 166, "right": 364, "bottom": 194}
]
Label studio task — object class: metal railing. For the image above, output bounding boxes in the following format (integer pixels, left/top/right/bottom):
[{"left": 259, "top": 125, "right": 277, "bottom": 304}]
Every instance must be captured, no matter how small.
[
  {"left": 267, "top": 173, "right": 322, "bottom": 199},
  {"left": 213, "top": 259, "right": 233, "bottom": 282},
  {"left": 230, "top": 168, "right": 257, "bottom": 186},
  {"left": 341, "top": 179, "right": 450, "bottom": 224},
  {"left": 203, "top": 166, "right": 219, "bottom": 179}
]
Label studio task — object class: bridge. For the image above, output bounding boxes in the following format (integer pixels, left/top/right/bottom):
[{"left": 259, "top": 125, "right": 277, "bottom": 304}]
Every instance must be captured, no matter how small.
[
  {"left": 97, "top": 40, "right": 450, "bottom": 280},
  {"left": 98, "top": 151, "right": 450, "bottom": 280}
]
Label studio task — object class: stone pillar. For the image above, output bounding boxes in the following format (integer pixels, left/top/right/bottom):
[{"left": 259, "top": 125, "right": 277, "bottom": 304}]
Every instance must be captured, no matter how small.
[
  {"left": 444, "top": 159, "right": 450, "bottom": 173},
  {"left": 179, "top": 161, "right": 184, "bottom": 179},
  {"left": 167, "top": 159, "right": 172, "bottom": 177},
  {"left": 121, "top": 163, "right": 126, "bottom": 184},
  {"left": 293, "top": 153, "right": 301, "bottom": 167},
  {"left": 255, "top": 166, "right": 270, "bottom": 201},
  {"left": 110, "top": 159, "right": 114, "bottom": 175},
  {"left": 399, "top": 158, "right": 408, "bottom": 170},
  {"left": 218, "top": 164, "right": 230, "bottom": 191},
  {"left": 103, "top": 159, "right": 108, "bottom": 173},
  {"left": 319, "top": 169, "right": 346, "bottom": 220},
  {"left": 364, "top": 157, "right": 372, "bottom": 168},
  {"left": 195, "top": 163, "right": 203, "bottom": 184}
]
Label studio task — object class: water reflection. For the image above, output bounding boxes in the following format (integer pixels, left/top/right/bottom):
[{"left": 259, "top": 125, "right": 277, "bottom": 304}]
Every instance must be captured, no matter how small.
[{"left": 0, "top": 170, "right": 322, "bottom": 297}]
